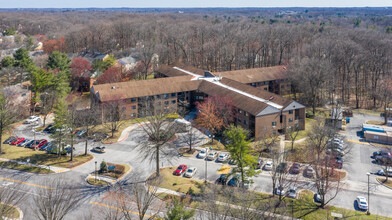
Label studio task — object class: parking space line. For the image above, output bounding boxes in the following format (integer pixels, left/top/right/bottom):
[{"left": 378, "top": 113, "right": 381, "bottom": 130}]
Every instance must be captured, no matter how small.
[
  {"left": 0, "top": 177, "right": 54, "bottom": 190},
  {"left": 89, "top": 201, "right": 159, "bottom": 219}
]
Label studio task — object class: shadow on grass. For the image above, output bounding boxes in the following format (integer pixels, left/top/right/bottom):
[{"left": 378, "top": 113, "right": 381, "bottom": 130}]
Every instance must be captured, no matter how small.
[{"left": 14, "top": 153, "right": 93, "bottom": 168}]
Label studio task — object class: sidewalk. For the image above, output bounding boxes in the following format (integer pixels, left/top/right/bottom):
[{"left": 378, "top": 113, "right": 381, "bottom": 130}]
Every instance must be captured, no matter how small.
[{"left": 0, "top": 158, "right": 71, "bottom": 173}]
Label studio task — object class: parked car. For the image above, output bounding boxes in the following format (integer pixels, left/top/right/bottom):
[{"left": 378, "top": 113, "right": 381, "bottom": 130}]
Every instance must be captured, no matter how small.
[
  {"left": 92, "top": 146, "right": 106, "bottom": 153},
  {"left": 356, "top": 196, "right": 368, "bottom": 211},
  {"left": 207, "top": 151, "right": 218, "bottom": 161},
  {"left": 64, "top": 146, "right": 75, "bottom": 154},
  {"left": 25, "top": 115, "right": 40, "bottom": 124},
  {"left": 26, "top": 140, "right": 39, "bottom": 148},
  {"left": 40, "top": 142, "right": 52, "bottom": 151},
  {"left": 305, "top": 166, "right": 314, "bottom": 177},
  {"left": 264, "top": 161, "right": 273, "bottom": 171},
  {"left": 37, "top": 139, "right": 48, "bottom": 148},
  {"left": 173, "top": 165, "right": 187, "bottom": 176},
  {"left": 326, "top": 148, "right": 344, "bottom": 157},
  {"left": 17, "top": 138, "right": 31, "bottom": 147},
  {"left": 43, "top": 124, "right": 54, "bottom": 133},
  {"left": 255, "top": 159, "right": 263, "bottom": 169},
  {"left": 217, "top": 153, "right": 229, "bottom": 162},
  {"left": 314, "top": 193, "right": 322, "bottom": 203},
  {"left": 287, "top": 186, "right": 297, "bottom": 198},
  {"left": 184, "top": 167, "right": 197, "bottom": 178},
  {"left": 23, "top": 140, "right": 35, "bottom": 148},
  {"left": 216, "top": 174, "right": 228, "bottom": 185},
  {"left": 290, "top": 163, "right": 301, "bottom": 174},
  {"left": 377, "top": 169, "right": 392, "bottom": 177},
  {"left": 76, "top": 129, "right": 87, "bottom": 137},
  {"left": 11, "top": 137, "right": 25, "bottom": 145},
  {"left": 228, "top": 175, "right": 240, "bottom": 187},
  {"left": 3, "top": 136, "right": 17, "bottom": 144},
  {"left": 277, "top": 162, "right": 288, "bottom": 173},
  {"left": 275, "top": 184, "right": 285, "bottom": 196},
  {"left": 72, "top": 130, "right": 80, "bottom": 135},
  {"left": 198, "top": 148, "right": 208, "bottom": 159}
]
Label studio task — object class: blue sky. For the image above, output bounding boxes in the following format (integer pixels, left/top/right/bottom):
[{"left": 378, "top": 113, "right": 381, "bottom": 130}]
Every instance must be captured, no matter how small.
[{"left": 2, "top": 0, "right": 392, "bottom": 8}]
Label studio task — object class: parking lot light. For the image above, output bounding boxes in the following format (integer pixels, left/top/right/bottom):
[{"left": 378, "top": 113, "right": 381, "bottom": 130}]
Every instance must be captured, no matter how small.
[
  {"left": 95, "top": 161, "right": 98, "bottom": 183},
  {"left": 367, "top": 172, "right": 370, "bottom": 215}
]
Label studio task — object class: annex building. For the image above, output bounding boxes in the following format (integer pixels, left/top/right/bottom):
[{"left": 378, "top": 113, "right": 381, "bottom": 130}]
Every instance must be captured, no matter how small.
[{"left": 91, "top": 65, "right": 305, "bottom": 139}]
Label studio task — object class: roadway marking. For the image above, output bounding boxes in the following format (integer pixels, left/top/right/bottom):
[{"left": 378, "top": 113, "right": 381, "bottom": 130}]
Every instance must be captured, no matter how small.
[
  {"left": 346, "top": 139, "right": 370, "bottom": 145},
  {"left": 89, "top": 201, "right": 159, "bottom": 219},
  {"left": 0, "top": 177, "right": 54, "bottom": 190}
]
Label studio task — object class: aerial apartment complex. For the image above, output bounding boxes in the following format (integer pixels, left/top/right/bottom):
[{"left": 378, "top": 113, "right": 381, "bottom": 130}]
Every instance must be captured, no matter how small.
[{"left": 91, "top": 65, "right": 305, "bottom": 139}]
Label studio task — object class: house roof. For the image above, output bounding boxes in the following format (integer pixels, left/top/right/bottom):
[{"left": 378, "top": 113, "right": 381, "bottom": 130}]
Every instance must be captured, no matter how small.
[
  {"left": 92, "top": 75, "right": 200, "bottom": 102},
  {"left": 215, "top": 66, "right": 287, "bottom": 84},
  {"left": 156, "top": 64, "right": 205, "bottom": 77}
]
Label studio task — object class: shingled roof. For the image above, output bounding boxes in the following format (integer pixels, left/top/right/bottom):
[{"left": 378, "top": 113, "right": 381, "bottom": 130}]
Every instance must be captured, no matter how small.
[
  {"left": 215, "top": 66, "right": 287, "bottom": 84},
  {"left": 92, "top": 76, "right": 200, "bottom": 102},
  {"left": 156, "top": 64, "right": 205, "bottom": 77}
]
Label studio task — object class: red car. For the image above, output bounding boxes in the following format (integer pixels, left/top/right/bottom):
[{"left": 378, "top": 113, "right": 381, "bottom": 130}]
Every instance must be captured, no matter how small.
[
  {"left": 11, "top": 137, "right": 25, "bottom": 145},
  {"left": 37, "top": 139, "right": 48, "bottom": 148},
  {"left": 173, "top": 165, "right": 188, "bottom": 176}
]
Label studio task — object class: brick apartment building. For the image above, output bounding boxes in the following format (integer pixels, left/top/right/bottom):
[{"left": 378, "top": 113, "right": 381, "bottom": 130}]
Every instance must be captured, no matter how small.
[{"left": 91, "top": 65, "right": 305, "bottom": 139}]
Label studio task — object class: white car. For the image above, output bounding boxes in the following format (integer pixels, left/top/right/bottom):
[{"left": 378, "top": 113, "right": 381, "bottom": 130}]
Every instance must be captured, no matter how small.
[
  {"left": 207, "top": 151, "right": 218, "bottom": 161},
  {"left": 184, "top": 167, "right": 197, "bottom": 178},
  {"left": 198, "top": 148, "right": 208, "bottom": 159},
  {"left": 377, "top": 169, "right": 392, "bottom": 177},
  {"left": 264, "top": 161, "right": 273, "bottom": 171},
  {"left": 25, "top": 115, "right": 40, "bottom": 124},
  {"left": 275, "top": 184, "right": 285, "bottom": 196},
  {"left": 217, "top": 153, "right": 229, "bottom": 162},
  {"left": 356, "top": 196, "right": 368, "bottom": 210}
]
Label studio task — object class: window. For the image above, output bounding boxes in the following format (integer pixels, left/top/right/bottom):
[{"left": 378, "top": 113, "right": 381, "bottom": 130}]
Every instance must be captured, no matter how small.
[
  {"left": 171, "top": 93, "right": 176, "bottom": 97},
  {"left": 272, "top": 122, "right": 276, "bottom": 126},
  {"left": 272, "top": 131, "right": 277, "bottom": 135},
  {"left": 164, "top": 94, "right": 169, "bottom": 98},
  {"left": 251, "top": 83, "right": 255, "bottom": 87},
  {"left": 238, "top": 118, "right": 242, "bottom": 122},
  {"left": 264, "top": 88, "right": 268, "bottom": 91},
  {"left": 265, "top": 81, "right": 269, "bottom": 85},
  {"left": 156, "top": 95, "right": 161, "bottom": 99},
  {"left": 171, "top": 100, "right": 176, "bottom": 104},
  {"left": 239, "top": 110, "right": 243, "bottom": 114},
  {"left": 289, "top": 110, "right": 293, "bottom": 114},
  {"left": 289, "top": 118, "right": 293, "bottom": 122},
  {"left": 131, "top": 105, "right": 136, "bottom": 110},
  {"left": 164, "top": 101, "right": 169, "bottom": 105},
  {"left": 245, "top": 112, "right": 248, "bottom": 117},
  {"left": 130, "top": 98, "right": 136, "bottom": 102},
  {"left": 244, "top": 120, "right": 248, "bottom": 125},
  {"left": 177, "top": 92, "right": 184, "bottom": 95},
  {"left": 374, "top": 136, "right": 379, "bottom": 140},
  {"left": 131, "top": 113, "right": 136, "bottom": 117},
  {"left": 257, "top": 82, "right": 262, "bottom": 86}
]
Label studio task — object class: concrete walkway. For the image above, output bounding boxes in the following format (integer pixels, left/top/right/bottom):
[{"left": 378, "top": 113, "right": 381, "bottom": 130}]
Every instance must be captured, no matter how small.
[{"left": 0, "top": 158, "right": 71, "bottom": 173}]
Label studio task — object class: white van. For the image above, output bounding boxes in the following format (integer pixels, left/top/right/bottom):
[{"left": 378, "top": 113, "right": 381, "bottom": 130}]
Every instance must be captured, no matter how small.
[{"left": 174, "top": 119, "right": 191, "bottom": 132}]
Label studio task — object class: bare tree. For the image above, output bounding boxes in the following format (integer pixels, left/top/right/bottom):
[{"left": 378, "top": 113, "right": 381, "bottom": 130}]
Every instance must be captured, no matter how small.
[
  {"left": 0, "top": 180, "right": 25, "bottom": 219},
  {"left": 102, "top": 101, "right": 126, "bottom": 138},
  {"left": 136, "top": 101, "right": 179, "bottom": 176},
  {"left": 180, "top": 125, "right": 200, "bottom": 153},
  {"left": 32, "top": 180, "right": 84, "bottom": 220},
  {"left": 286, "top": 123, "right": 301, "bottom": 152},
  {"left": 0, "top": 91, "right": 20, "bottom": 154},
  {"left": 77, "top": 108, "right": 99, "bottom": 155}
]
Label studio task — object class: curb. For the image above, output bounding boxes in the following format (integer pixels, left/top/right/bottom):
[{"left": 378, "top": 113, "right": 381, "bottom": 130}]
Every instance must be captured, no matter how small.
[
  {"left": 101, "top": 123, "right": 146, "bottom": 145},
  {"left": 1, "top": 203, "right": 23, "bottom": 220},
  {"left": 375, "top": 176, "right": 392, "bottom": 190},
  {"left": 70, "top": 154, "right": 95, "bottom": 170}
]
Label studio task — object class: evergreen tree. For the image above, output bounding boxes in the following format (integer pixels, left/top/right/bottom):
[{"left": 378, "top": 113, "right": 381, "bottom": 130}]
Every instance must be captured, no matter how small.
[
  {"left": 46, "top": 51, "right": 71, "bottom": 72},
  {"left": 164, "top": 198, "right": 195, "bottom": 220}
]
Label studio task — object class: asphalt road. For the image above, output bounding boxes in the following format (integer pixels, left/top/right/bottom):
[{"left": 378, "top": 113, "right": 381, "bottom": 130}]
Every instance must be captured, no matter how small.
[{"left": 3, "top": 116, "right": 392, "bottom": 219}]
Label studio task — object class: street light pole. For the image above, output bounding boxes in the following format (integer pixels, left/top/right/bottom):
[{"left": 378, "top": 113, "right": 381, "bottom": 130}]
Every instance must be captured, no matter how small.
[
  {"left": 205, "top": 158, "right": 207, "bottom": 183},
  {"left": 291, "top": 200, "right": 294, "bottom": 220},
  {"left": 95, "top": 161, "right": 98, "bottom": 183},
  {"left": 367, "top": 172, "right": 370, "bottom": 215}
]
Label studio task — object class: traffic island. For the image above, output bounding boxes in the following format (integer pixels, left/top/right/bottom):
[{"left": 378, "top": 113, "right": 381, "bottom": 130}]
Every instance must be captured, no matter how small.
[
  {"left": 86, "top": 162, "right": 132, "bottom": 186},
  {"left": 0, "top": 203, "right": 23, "bottom": 220},
  {"left": 87, "top": 177, "right": 110, "bottom": 187},
  {"left": 376, "top": 177, "right": 392, "bottom": 189}
]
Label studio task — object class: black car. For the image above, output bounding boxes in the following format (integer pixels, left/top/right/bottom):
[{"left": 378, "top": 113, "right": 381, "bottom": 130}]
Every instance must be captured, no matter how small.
[
  {"left": 3, "top": 136, "right": 17, "bottom": 144},
  {"left": 216, "top": 174, "right": 228, "bottom": 185},
  {"left": 43, "top": 124, "right": 53, "bottom": 133},
  {"left": 277, "top": 163, "right": 288, "bottom": 173}
]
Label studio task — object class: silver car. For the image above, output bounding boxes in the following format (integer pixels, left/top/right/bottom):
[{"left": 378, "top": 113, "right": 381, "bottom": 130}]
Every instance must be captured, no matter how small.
[
  {"left": 217, "top": 153, "right": 229, "bottom": 162},
  {"left": 207, "top": 151, "right": 218, "bottom": 161},
  {"left": 184, "top": 167, "right": 197, "bottom": 178}
]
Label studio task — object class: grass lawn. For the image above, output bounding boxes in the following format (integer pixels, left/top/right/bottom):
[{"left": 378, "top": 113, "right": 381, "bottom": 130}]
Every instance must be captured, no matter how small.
[
  {"left": 0, "top": 144, "right": 93, "bottom": 168},
  {"left": 285, "top": 142, "right": 310, "bottom": 163},
  {"left": 178, "top": 147, "right": 196, "bottom": 157},
  {"left": 352, "top": 108, "right": 383, "bottom": 116},
  {"left": 87, "top": 177, "right": 109, "bottom": 187},
  {"left": 366, "top": 120, "right": 385, "bottom": 125},
  {"left": 0, "top": 161, "right": 53, "bottom": 174},
  {"left": 148, "top": 167, "right": 205, "bottom": 195},
  {"left": 377, "top": 177, "right": 392, "bottom": 188},
  {"left": 202, "top": 139, "right": 225, "bottom": 151},
  {"left": 295, "top": 190, "right": 390, "bottom": 220},
  {"left": 92, "top": 118, "right": 139, "bottom": 143},
  {"left": 100, "top": 163, "right": 131, "bottom": 179},
  {"left": 0, "top": 204, "right": 20, "bottom": 219}
]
